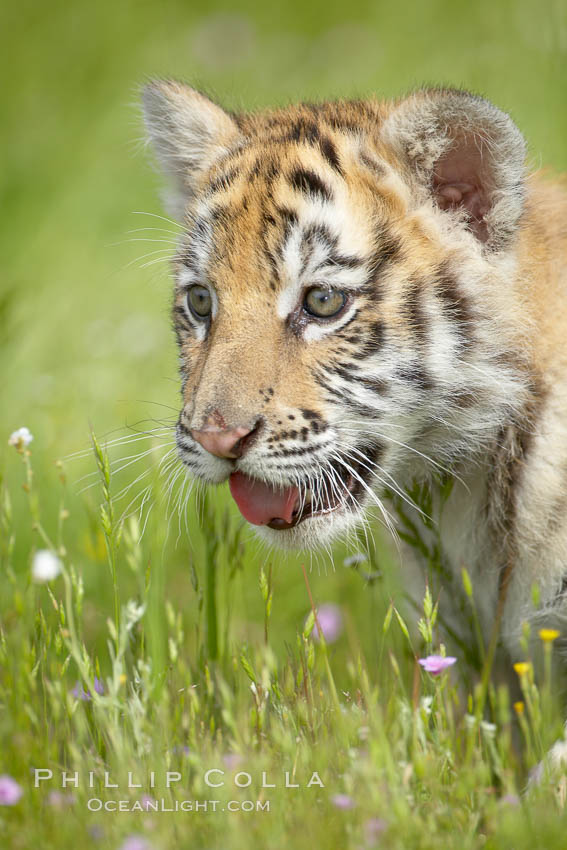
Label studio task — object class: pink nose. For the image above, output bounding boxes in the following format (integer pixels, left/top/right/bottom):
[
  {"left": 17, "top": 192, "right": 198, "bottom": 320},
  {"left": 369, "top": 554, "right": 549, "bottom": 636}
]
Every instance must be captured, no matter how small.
[{"left": 191, "top": 424, "right": 254, "bottom": 459}]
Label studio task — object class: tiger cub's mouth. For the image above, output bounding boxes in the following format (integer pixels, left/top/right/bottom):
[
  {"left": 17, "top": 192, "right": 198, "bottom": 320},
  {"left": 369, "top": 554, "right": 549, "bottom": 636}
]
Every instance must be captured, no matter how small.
[{"left": 228, "top": 456, "right": 368, "bottom": 531}]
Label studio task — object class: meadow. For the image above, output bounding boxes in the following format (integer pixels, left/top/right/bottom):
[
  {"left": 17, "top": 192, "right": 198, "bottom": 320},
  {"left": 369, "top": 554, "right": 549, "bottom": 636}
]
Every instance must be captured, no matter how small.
[{"left": 1, "top": 0, "right": 567, "bottom": 847}]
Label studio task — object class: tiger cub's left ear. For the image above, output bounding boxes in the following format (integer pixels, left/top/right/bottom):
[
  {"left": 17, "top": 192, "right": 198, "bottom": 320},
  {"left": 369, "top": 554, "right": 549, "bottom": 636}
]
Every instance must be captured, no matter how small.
[
  {"left": 381, "top": 89, "right": 527, "bottom": 250},
  {"left": 142, "top": 80, "right": 241, "bottom": 220}
]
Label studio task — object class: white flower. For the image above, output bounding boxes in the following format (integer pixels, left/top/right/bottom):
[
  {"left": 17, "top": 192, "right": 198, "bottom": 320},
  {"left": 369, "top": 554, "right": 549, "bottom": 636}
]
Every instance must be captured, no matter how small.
[
  {"left": 8, "top": 427, "right": 33, "bottom": 450},
  {"left": 32, "top": 550, "right": 62, "bottom": 583}
]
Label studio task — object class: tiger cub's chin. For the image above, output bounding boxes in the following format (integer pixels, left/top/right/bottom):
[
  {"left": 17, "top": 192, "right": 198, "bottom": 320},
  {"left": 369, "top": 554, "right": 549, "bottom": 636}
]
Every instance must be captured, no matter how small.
[{"left": 254, "top": 506, "right": 363, "bottom": 552}]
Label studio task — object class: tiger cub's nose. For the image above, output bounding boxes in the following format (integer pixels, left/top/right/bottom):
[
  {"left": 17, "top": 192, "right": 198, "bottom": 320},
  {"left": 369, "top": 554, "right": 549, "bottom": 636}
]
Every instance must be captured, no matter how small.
[{"left": 191, "top": 415, "right": 261, "bottom": 459}]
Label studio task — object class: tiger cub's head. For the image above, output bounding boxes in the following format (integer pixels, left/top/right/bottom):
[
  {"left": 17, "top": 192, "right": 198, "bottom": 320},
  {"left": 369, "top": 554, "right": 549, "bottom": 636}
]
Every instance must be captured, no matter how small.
[{"left": 142, "top": 81, "right": 528, "bottom": 550}]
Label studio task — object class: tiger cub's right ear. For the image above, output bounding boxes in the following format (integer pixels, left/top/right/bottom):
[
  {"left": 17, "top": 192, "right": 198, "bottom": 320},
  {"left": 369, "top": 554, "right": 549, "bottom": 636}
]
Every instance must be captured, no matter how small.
[{"left": 142, "top": 80, "right": 241, "bottom": 220}]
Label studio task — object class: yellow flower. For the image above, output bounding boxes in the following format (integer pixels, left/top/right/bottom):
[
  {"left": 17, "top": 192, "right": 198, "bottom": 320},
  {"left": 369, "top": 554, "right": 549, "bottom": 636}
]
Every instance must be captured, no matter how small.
[
  {"left": 119, "top": 674, "right": 127, "bottom": 685},
  {"left": 513, "top": 662, "right": 531, "bottom": 677},
  {"left": 539, "top": 628, "right": 560, "bottom": 643},
  {"left": 513, "top": 701, "right": 525, "bottom": 715}
]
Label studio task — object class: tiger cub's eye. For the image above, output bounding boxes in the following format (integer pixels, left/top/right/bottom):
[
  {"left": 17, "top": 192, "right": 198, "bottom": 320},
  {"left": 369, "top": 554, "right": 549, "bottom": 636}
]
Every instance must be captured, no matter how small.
[
  {"left": 186, "top": 285, "right": 212, "bottom": 319},
  {"left": 304, "top": 287, "right": 346, "bottom": 319}
]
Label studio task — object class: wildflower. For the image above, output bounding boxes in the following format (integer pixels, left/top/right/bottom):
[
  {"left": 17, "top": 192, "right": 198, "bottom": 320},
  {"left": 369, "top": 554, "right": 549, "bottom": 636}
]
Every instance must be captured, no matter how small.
[
  {"left": 364, "top": 817, "right": 387, "bottom": 843},
  {"left": 331, "top": 793, "right": 355, "bottom": 810},
  {"left": 501, "top": 793, "right": 520, "bottom": 806},
  {"left": 71, "top": 677, "right": 104, "bottom": 700},
  {"left": 0, "top": 775, "right": 23, "bottom": 805},
  {"left": 312, "top": 604, "right": 343, "bottom": 643},
  {"left": 514, "top": 701, "right": 525, "bottom": 715},
  {"left": 418, "top": 654, "right": 457, "bottom": 675},
  {"left": 119, "top": 836, "right": 153, "bottom": 850},
  {"left": 140, "top": 794, "right": 156, "bottom": 811},
  {"left": 32, "top": 550, "right": 62, "bottom": 583},
  {"left": 8, "top": 427, "right": 33, "bottom": 450},
  {"left": 513, "top": 662, "right": 531, "bottom": 677},
  {"left": 539, "top": 628, "right": 560, "bottom": 643},
  {"left": 47, "top": 790, "right": 76, "bottom": 808}
]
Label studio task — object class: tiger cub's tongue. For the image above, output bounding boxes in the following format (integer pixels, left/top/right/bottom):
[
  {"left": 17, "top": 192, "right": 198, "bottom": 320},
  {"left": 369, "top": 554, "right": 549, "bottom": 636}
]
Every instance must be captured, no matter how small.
[{"left": 229, "top": 472, "right": 298, "bottom": 526}]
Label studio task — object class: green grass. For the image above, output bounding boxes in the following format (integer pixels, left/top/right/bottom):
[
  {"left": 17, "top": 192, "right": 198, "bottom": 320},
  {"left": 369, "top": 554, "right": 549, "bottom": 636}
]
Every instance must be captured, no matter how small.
[
  {"left": 1, "top": 0, "right": 567, "bottom": 847},
  {"left": 2, "top": 437, "right": 567, "bottom": 850}
]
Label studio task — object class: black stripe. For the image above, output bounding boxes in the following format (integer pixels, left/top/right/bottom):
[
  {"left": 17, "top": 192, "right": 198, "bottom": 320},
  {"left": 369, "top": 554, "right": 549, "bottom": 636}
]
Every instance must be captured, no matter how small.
[
  {"left": 287, "top": 119, "right": 320, "bottom": 145},
  {"left": 397, "top": 365, "right": 434, "bottom": 391},
  {"left": 329, "top": 361, "right": 388, "bottom": 396},
  {"left": 289, "top": 168, "right": 332, "bottom": 203},
  {"left": 270, "top": 444, "right": 326, "bottom": 459},
  {"left": 353, "top": 375, "right": 390, "bottom": 395},
  {"left": 328, "top": 251, "right": 364, "bottom": 270},
  {"left": 319, "top": 136, "right": 344, "bottom": 176},
  {"left": 333, "top": 309, "right": 360, "bottom": 333},
  {"left": 315, "top": 374, "right": 380, "bottom": 418},
  {"left": 180, "top": 247, "right": 200, "bottom": 274},
  {"left": 329, "top": 362, "right": 359, "bottom": 382},
  {"left": 275, "top": 206, "right": 299, "bottom": 228},
  {"left": 406, "top": 278, "right": 429, "bottom": 345},
  {"left": 350, "top": 321, "right": 386, "bottom": 359},
  {"left": 172, "top": 305, "right": 192, "bottom": 330},
  {"left": 436, "top": 267, "right": 474, "bottom": 348},
  {"left": 207, "top": 167, "right": 240, "bottom": 194},
  {"left": 359, "top": 151, "right": 385, "bottom": 178},
  {"left": 360, "top": 232, "right": 402, "bottom": 300},
  {"left": 302, "top": 222, "right": 337, "bottom": 250}
]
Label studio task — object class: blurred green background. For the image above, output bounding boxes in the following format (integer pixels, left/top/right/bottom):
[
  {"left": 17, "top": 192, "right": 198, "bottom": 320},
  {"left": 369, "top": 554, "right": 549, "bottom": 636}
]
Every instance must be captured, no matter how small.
[{"left": 1, "top": 0, "right": 566, "bottom": 658}]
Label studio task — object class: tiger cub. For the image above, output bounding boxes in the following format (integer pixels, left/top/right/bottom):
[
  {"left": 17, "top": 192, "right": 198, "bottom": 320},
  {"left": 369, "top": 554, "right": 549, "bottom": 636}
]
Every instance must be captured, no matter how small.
[{"left": 142, "top": 81, "right": 567, "bottom": 723}]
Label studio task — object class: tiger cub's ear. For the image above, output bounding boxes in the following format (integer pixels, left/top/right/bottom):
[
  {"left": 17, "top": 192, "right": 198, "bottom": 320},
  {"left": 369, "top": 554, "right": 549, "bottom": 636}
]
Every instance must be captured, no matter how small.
[
  {"left": 381, "top": 89, "right": 527, "bottom": 250},
  {"left": 142, "top": 80, "right": 241, "bottom": 220}
]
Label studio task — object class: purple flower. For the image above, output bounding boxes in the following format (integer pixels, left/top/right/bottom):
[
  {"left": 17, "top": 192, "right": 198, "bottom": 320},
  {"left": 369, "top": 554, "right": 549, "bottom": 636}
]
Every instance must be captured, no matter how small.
[
  {"left": 47, "top": 790, "right": 76, "bottom": 808},
  {"left": 120, "top": 836, "right": 153, "bottom": 850},
  {"left": 418, "top": 655, "right": 457, "bottom": 675},
  {"left": 0, "top": 775, "right": 23, "bottom": 805},
  {"left": 71, "top": 677, "right": 104, "bottom": 700},
  {"left": 501, "top": 793, "right": 520, "bottom": 806},
  {"left": 364, "top": 817, "right": 387, "bottom": 843},
  {"left": 171, "top": 745, "right": 190, "bottom": 757},
  {"left": 312, "top": 604, "right": 343, "bottom": 643},
  {"left": 140, "top": 794, "right": 156, "bottom": 811},
  {"left": 331, "top": 793, "right": 355, "bottom": 810}
]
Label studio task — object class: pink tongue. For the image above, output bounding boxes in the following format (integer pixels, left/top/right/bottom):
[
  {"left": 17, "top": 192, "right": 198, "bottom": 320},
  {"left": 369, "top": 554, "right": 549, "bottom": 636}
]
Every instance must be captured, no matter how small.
[{"left": 229, "top": 472, "right": 299, "bottom": 526}]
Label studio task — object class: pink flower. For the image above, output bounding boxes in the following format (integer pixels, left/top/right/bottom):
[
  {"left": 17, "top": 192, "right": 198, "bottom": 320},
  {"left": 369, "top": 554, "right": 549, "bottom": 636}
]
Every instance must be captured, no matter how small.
[
  {"left": 312, "top": 604, "right": 343, "bottom": 643},
  {"left": 119, "top": 836, "right": 153, "bottom": 850},
  {"left": 0, "top": 775, "right": 23, "bottom": 805},
  {"left": 364, "top": 817, "right": 387, "bottom": 843},
  {"left": 47, "top": 790, "right": 76, "bottom": 808},
  {"left": 140, "top": 794, "right": 156, "bottom": 811},
  {"left": 331, "top": 793, "right": 355, "bottom": 809},
  {"left": 418, "top": 655, "right": 457, "bottom": 675}
]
